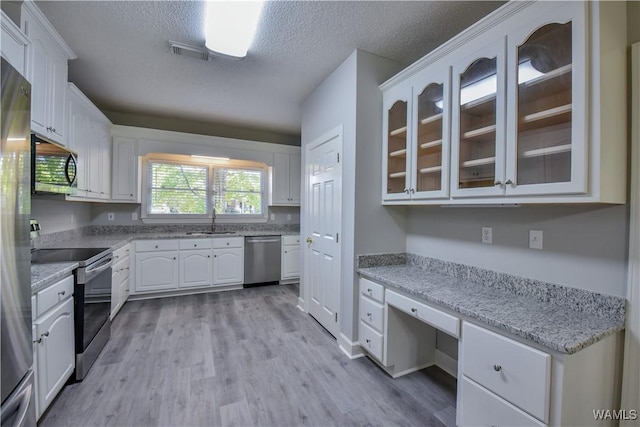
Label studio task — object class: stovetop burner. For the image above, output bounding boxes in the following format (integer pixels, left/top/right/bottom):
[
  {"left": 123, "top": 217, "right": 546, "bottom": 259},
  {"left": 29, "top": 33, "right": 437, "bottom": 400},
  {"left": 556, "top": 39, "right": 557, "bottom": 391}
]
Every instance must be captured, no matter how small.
[{"left": 31, "top": 248, "right": 111, "bottom": 266}]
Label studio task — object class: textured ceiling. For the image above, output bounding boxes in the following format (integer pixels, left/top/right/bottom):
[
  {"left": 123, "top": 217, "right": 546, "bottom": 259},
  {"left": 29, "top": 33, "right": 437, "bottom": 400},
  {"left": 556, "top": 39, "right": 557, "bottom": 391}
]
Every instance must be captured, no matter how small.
[{"left": 35, "top": 0, "right": 504, "bottom": 137}]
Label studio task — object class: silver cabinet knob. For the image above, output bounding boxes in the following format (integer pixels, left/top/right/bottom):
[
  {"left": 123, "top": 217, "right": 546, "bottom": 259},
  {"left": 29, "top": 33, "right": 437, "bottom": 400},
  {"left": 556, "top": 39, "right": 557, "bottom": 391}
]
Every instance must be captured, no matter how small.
[
  {"left": 58, "top": 290, "right": 66, "bottom": 296},
  {"left": 194, "top": 244, "right": 197, "bottom": 247},
  {"left": 505, "top": 179, "right": 513, "bottom": 185},
  {"left": 367, "top": 288, "right": 372, "bottom": 293},
  {"left": 411, "top": 307, "right": 418, "bottom": 313},
  {"left": 493, "top": 364, "right": 502, "bottom": 372},
  {"left": 403, "top": 188, "right": 409, "bottom": 194},
  {"left": 494, "top": 180, "right": 502, "bottom": 186},
  {"left": 173, "top": 257, "right": 176, "bottom": 260},
  {"left": 41, "top": 331, "right": 50, "bottom": 338},
  {"left": 410, "top": 188, "right": 415, "bottom": 194},
  {"left": 365, "top": 339, "right": 371, "bottom": 344},
  {"left": 155, "top": 245, "right": 159, "bottom": 249},
  {"left": 366, "top": 312, "right": 372, "bottom": 317}
]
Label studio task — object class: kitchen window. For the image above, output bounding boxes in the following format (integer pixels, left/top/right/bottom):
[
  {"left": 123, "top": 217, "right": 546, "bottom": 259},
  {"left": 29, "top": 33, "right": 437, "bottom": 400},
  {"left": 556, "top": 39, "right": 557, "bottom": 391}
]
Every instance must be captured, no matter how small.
[{"left": 141, "top": 155, "right": 267, "bottom": 222}]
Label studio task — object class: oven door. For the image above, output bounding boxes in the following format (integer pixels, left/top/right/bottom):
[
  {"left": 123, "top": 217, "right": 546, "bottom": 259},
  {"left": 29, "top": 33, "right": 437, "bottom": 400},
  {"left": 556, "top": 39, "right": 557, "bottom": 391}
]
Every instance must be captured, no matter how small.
[{"left": 75, "top": 264, "right": 112, "bottom": 353}]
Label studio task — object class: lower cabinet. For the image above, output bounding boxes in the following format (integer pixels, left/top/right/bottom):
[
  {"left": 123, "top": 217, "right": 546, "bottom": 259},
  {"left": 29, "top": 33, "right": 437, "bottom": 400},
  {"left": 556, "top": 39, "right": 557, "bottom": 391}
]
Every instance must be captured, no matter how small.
[
  {"left": 111, "top": 244, "right": 131, "bottom": 319},
  {"left": 180, "top": 250, "right": 213, "bottom": 288},
  {"left": 212, "top": 237, "right": 244, "bottom": 286},
  {"left": 32, "top": 275, "right": 75, "bottom": 420},
  {"left": 281, "top": 235, "right": 300, "bottom": 282},
  {"left": 135, "top": 251, "right": 179, "bottom": 292},
  {"left": 133, "top": 237, "right": 245, "bottom": 294}
]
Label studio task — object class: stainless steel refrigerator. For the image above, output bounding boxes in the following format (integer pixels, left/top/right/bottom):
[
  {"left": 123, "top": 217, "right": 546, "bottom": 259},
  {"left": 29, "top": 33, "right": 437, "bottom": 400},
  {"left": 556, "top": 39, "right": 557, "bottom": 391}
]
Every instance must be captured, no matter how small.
[{"left": 0, "top": 57, "right": 36, "bottom": 427}]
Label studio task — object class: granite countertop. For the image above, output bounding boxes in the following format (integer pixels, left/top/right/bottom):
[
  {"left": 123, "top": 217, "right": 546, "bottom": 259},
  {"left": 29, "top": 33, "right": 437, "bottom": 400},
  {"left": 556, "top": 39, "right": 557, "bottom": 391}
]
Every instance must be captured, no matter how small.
[
  {"left": 358, "top": 264, "right": 624, "bottom": 354},
  {"left": 31, "top": 262, "right": 78, "bottom": 293}
]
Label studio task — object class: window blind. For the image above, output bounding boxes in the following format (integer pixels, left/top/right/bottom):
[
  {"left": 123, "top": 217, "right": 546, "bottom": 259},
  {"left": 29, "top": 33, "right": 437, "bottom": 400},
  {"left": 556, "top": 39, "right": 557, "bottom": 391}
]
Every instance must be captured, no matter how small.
[
  {"left": 213, "top": 168, "right": 263, "bottom": 215},
  {"left": 148, "top": 161, "right": 209, "bottom": 215}
]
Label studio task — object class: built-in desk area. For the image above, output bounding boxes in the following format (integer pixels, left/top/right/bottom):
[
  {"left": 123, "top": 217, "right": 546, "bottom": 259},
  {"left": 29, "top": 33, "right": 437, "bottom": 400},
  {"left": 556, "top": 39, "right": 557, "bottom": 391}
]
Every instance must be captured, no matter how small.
[{"left": 356, "top": 254, "right": 625, "bottom": 426}]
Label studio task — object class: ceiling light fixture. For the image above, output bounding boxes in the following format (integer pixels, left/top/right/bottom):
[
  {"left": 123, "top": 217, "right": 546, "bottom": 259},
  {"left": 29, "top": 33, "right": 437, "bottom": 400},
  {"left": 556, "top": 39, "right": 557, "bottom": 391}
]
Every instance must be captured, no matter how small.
[
  {"left": 191, "top": 155, "right": 230, "bottom": 161},
  {"left": 204, "top": 0, "right": 265, "bottom": 59}
]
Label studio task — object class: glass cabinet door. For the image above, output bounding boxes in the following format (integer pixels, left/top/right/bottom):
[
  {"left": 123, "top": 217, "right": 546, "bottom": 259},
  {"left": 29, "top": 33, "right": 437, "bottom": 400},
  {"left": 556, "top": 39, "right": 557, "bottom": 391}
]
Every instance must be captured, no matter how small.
[
  {"left": 451, "top": 40, "right": 506, "bottom": 197},
  {"left": 506, "top": 3, "right": 586, "bottom": 196},
  {"left": 384, "top": 96, "right": 410, "bottom": 199},
  {"left": 412, "top": 69, "right": 449, "bottom": 199}
]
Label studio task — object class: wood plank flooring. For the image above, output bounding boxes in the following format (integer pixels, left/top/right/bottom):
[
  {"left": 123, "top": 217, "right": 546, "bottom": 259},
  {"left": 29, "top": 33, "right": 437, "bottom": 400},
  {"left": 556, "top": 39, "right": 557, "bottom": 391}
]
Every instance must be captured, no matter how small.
[{"left": 40, "top": 284, "right": 456, "bottom": 427}]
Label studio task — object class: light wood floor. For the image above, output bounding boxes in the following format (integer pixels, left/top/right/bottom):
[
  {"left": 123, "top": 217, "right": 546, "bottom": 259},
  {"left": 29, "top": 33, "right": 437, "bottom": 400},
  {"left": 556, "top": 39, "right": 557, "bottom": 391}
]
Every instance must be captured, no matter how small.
[{"left": 40, "top": 284, "right": 456, "bottom": 427}]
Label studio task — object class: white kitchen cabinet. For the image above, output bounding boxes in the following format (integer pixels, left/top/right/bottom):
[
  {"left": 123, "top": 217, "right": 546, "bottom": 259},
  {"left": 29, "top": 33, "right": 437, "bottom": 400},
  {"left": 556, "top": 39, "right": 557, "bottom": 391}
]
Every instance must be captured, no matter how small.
[
  {"left": 21, "top": 2, "right": 75, "bottom": 146},
  {"left": 281, "top": 235, "right": 300, "bottom": 282},
  {"left": 457, "top": 320, "right": 621, "bottom": 426},
  {"left": 111, "top": 244, "right": 130, "bottom": 320},
  {"left": 451, "top": 37, "right": 507, "bottom": 198},
  {"left": 111, "top": 137, "right": 140, "bottom": 202},
  {"left": 135, "top": 242, "right": 179, "bottom": 293},
  {"left": 1, "top": 10, "right": 29, "bottom": 75},
  {"left": 32, "top": 275, "right": 75, "bottom": 420},
  {"left": 213, "top": 237, "right": 244, "bottom": 286},
  {"left": 269, "top": 152, "right": 301, "bottom": 206},
  {"left": 380, "top": 1, "right": 627, "bottom": 205},
  {"left": 382, "top": 61, "right": 451, "bottom": 201},
  {"left": 179, "top": 250, "right": 213, "bottom": 288},
  {"left": 66, "top": 83, "right": 112, "bottom": 201}
]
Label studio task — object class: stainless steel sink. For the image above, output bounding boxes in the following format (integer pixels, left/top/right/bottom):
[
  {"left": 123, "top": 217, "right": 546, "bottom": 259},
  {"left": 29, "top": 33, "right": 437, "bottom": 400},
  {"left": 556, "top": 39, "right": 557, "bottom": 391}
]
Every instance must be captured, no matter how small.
[{"left": 185, "top": 231, "right": 236, "bottom": 236}]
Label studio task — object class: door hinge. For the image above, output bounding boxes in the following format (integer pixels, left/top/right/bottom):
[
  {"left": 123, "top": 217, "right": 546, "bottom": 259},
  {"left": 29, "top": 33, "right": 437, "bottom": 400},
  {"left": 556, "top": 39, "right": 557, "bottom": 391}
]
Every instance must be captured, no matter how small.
[
  {"left": 336, "top": 233, "right": 339, "bottom": 243},
  {"left": 337, "top": 153, "right": 340, "bottom": 163},
  {"left": 335, "top": 312, "right": 338, "bottom": 322}
]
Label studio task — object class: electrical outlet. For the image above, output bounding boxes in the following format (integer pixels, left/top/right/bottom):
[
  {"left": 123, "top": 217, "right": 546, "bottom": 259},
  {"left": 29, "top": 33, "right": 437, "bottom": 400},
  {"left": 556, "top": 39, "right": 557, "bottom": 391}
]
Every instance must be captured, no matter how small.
[
  {"left": 270, "top": 213, "right": 275, "bottom": 220},
  {"left": 132, "top": 212, "right": 138, "bottom": 221},
  {"left": 107, "top": 212, "right": 115, "bottom": 221},
  {"left": 481, "top": 227, "right": 492, "bottom": 244},
  {"left": 529, "top": 230, "right": 543, "bottom": 249},
  {"left": 287, "top": 214, "right": 292, "bottom": 221}
]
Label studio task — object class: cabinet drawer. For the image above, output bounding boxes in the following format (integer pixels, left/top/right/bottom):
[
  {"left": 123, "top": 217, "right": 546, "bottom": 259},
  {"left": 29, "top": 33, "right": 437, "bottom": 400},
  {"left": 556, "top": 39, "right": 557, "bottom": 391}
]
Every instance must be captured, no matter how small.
[
  {"left": 136, "top": 240, "right": 179, "bottom": 252},
  {"left": 386, "top": 289, "right": 460, "bottom": 338},
  {"left": 359, "top": 320, "right": 384, "bottom": 361},
  {"left": 113, "top": 258, "right": 130, "bottom": 281},
  {"left": 359, "top": 277, "right": 384, "bottom": 303},
  {"left": 112, "top": 244, "right": 131, "bottom": 262},
  {"left": 459, "top": 377, "right": 545, "bottom": 427},
  {"left": 212, "top": 237, "right": 243, "bottom": 249},
  {"left": 359, "top": 295, "right": 384, "bottom": 332},
  {"left": 179, "top": 239, "right": 213, "bottom": 250},
  {"left": 461, "top": 322, "right": 550, "bottom": 422},
  {"left": 36, "top": 275, "right": 74, "bottom": 318},
  {"left": 282, "top": 235, "right": 300, "bottom": 246}
]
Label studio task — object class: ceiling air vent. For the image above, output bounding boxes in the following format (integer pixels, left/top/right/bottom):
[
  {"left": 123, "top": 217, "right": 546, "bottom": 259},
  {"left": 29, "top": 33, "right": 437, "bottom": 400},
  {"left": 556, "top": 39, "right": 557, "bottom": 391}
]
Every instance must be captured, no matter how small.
[{"left": 169, "top": 41, "right": 210, "bottom": 61}]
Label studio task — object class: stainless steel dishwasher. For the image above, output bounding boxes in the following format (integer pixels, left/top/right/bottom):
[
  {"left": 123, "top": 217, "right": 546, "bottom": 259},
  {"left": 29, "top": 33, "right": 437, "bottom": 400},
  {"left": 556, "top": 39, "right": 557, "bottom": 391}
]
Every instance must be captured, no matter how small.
[{"left": 244, "top": 235, "right": 281, "bottom": 286}]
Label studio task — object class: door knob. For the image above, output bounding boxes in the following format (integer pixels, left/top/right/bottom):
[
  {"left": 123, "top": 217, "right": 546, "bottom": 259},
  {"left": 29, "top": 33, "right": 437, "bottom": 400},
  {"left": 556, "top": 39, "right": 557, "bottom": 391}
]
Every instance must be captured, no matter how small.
[{"left": 306, "top": 237, "right": 313, "bottom": 244}]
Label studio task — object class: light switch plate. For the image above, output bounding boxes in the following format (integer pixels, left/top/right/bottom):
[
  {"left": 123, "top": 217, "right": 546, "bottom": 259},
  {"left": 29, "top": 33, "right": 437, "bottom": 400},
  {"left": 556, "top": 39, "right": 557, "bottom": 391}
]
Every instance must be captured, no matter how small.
[
  {"left": 529, "top": 230, "right": 543, "bottom": 249},
  {"left": 132, "top": 212, "right": 138, "bottom": 221},
  {"left": 481, "top": 227, "right": 492, "bottom": 244}
]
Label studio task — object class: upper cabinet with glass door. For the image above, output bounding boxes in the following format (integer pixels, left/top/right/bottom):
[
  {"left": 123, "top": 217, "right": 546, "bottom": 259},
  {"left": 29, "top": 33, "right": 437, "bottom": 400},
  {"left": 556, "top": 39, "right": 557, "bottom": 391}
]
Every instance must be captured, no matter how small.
[
  {"left": 382, "top": 61, "right": 451, "bottom": 202},
  {"left": 380, "top": 1, "right": 626, "bottom": 205},
  {"left": 411, "top": 61, "right": 451, "bottom": 199},
  {"left": 504, "top": 2, "right": 586, "bottom": 196},
  {"left": 451, "top": 40, "right": 506, "bottom": 198},
  {"left": 382, "top": 85, "right": 411, "bottom": 201}
]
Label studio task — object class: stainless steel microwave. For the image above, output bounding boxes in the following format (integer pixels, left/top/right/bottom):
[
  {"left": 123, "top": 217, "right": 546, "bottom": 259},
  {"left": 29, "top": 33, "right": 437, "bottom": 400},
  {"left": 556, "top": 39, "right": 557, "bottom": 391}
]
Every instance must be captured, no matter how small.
[{"left": 31, "top": 134, "right": 78, "bottom": 195}]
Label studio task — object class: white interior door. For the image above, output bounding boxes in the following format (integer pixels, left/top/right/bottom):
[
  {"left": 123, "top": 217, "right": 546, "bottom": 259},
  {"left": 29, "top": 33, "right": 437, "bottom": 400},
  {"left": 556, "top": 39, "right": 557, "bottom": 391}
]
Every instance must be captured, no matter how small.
[{"left": 305, "top": 128, "right": 342, "bottom": 338}]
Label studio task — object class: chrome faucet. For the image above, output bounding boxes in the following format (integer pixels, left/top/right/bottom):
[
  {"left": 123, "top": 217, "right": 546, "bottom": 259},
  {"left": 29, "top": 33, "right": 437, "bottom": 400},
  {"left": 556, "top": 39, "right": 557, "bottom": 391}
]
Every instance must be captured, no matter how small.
[{"left": 211, "top": 207, "right": 216, "bottom": 233}]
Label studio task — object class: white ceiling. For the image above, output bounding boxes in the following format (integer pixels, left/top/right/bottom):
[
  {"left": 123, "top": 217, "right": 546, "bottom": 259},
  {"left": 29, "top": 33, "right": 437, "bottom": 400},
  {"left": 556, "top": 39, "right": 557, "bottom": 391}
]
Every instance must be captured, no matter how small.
[{"left": 35, "top": 0, "right": 504, "bottom": 138}]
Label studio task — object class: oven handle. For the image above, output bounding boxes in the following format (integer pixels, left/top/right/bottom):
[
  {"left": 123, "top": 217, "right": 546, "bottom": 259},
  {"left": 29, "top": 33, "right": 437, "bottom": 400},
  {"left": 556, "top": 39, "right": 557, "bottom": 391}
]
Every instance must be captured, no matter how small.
[{"left": 86, "top": 257, "right": 112, "bottom": 274}]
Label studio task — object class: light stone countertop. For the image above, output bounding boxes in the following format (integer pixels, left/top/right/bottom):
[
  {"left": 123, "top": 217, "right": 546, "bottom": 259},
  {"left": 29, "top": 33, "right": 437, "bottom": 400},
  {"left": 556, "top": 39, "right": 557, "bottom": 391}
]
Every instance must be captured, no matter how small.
[
  {"left": 31, "top": 262, "right": 78, "bottom": 293},
  {"left": 358, "top": 264, "right": 624, "bottom": 354}
]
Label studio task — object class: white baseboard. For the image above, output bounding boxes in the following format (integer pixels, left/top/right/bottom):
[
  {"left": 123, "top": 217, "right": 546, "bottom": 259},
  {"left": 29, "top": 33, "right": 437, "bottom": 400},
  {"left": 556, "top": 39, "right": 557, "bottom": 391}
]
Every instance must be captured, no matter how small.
[
  {"left": 435, "top": 349, "right": 458, "bottom": 378},
  {"left": 297, "top": 297, "right": 305, "bottom": 312},
  {"left": 338, "top": 333, "right": 365, "bottom": 359}
]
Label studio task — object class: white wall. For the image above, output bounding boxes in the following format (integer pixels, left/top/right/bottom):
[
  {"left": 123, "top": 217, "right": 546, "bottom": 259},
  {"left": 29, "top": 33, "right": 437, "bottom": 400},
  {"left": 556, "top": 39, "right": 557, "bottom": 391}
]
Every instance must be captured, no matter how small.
[
  {"left": 31, "top": 195, "right": 92, "bottom": 234},
  {"left": 406, "top": 204, "right": 628, "bottom": 297}
]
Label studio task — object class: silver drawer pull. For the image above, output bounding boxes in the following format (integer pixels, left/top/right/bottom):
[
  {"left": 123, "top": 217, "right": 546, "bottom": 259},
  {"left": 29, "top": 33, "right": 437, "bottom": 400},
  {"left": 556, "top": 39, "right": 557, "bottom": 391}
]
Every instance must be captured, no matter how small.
[
  {"left": 41, "top": 331, "right": 50, "bottom": 338},
  {"left": 367, "top": 288, "right": 372, "bottom": 293},
  {"left": 493, "top": 364, "right": 502, "bottom": 372},
  {"left": 411, "top": 308, "right": 417, "bottom": 313},
  {"left": 366, "top": 312, "right": 372, "bottom": 317},
  {"left": 365, "top": 339, "right": 371, "bottom": 343},
  {"left": 58, "top": 290, "right": 66, "bottom": 296}
]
